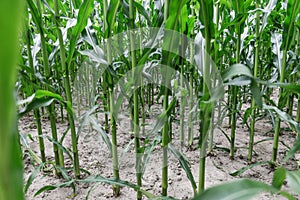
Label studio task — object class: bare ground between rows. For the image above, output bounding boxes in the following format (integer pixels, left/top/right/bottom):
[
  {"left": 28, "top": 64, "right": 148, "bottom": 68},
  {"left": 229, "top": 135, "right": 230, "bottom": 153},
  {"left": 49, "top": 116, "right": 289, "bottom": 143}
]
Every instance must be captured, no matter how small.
[{"left": 20, "top": 103, "right": 300, "bottom": 200}]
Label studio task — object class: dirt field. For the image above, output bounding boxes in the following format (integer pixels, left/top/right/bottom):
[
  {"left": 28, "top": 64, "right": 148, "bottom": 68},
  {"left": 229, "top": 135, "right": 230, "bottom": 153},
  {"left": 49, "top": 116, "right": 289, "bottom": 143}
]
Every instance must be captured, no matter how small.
[{"left": 20, "top": 101, "right": 299, "bottom": 200}]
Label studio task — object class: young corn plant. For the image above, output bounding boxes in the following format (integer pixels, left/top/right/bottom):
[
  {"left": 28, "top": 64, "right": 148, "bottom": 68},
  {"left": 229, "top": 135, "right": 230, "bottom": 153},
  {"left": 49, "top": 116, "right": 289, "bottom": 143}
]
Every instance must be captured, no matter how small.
[
  {"left": 272, "top": 0, "right": 300, "bottom": 165},
  {"left": 248, "top": 0, "right": 261, "bottom": 163},
  {"left": 103, "top": 0, "right": 121, "bottom": 195},
  {"left": 160, "top": 0, "right": 188, "bottom": 196},
  {"left": 229, "top": 0, "right": 247, "bottom": 160},
  {"left": 27, "top": 0, "right": 63, "bottom": 176},
  {"left": 197, "top": 0, "right": 214, "bottom": 193},
  {"left": 23, "top": 6, "right": 46, "bottom": 163}
]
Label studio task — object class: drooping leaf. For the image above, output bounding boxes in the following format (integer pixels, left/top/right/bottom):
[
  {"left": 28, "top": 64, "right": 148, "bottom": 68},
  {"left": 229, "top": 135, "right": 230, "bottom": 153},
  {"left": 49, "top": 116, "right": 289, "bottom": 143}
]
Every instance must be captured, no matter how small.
[
  {"left": 79, "top": 49, "right": 108, "bottom": 64},
  {"left": 43, "top": 135, "right": 73, "bottom": 161},
  {"left": 193, "top": 179, "right": 278, "bottom": 200},
  {"left": 222, "top": 64, "right": 253, "bottom": 81},
  {"left": 89, "top": 115, "right": 112, "bottom": 154},
  {"left": 18, "top": 90, "right": 73, "bottom": 118},
  {"left": 229, "top": 161, "right": 269, "bottom": 177},
  {"left": 194, "top": 31, "right": 225, "bottom": 102},
  {"left": 242, "top": 107, "right": 252, "bottom": 125},
  {"left": 168, "top": 144, "right": 197, "bottom": 195},
  {"left": 286, "top": 170, "right": 300, "bottom": 195},
  {"left": 272, "top": 167, "right": 286, "bottom": 190},
  {"left": 77, "top": 104, "right": 99, "bottom": 138},
  {"left": 18, "top": 97, "right": 55, "bottom": 118},
  {"left": 150, "top": 98, "right": 177, "bottom": 137},
  {"left": 34, "top": 180, "right": 74, "bottom": 197},
  {"left": 78, "top": 176, "right": 156, "bottom": 199},
  {"left": 285, "top": 132, "right": 300, "bottom": 162},
  {"left": 55, "top": 166, "right": 76, "bottom": 193},
  {"left": 141, "top": 136, "right": 161, "bottom": 175},
  {"left": 24, "top": 163, "right": 45, "bottom": 193},
  {"left": 263, "top": 104, "right": 300, "bottom": 162},
  {"left": 34, "top": 90, "right": 64, "bottom": 101}
]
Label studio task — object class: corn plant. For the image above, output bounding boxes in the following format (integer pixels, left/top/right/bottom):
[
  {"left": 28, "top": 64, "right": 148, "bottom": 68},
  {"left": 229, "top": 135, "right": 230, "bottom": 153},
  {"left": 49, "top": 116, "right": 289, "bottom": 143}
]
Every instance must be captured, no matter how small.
[
  {"left": 272, "top": 0, "right": 300, "bottom": 164},
  {"left": 197, "top": 0, "right": 214, "bottom": 193},
  {"left": 128, "top": 0, "right": 143, "bottom": 199},
  {"left": 23, "top": 5, "right": 46, "bottom": 163}
]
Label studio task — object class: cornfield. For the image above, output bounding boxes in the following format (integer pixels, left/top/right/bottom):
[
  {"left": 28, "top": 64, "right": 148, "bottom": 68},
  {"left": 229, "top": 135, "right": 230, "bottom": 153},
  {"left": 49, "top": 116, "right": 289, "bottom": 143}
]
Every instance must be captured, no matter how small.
[{"left": 2, "top": 0, "right": 300, "bottom": 199}]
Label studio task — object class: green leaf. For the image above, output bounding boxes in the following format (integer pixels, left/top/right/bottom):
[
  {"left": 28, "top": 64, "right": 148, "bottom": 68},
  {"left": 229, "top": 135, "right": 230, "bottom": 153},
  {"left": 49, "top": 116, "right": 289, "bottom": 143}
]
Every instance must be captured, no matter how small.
[
  {"left": 250, "top": 79, "right": 262, "bottom": 108},
  {"left": 222, "top": 64, "right": 253, "bottom": 82},
  {"left": 26, "top": 0, "right": 43, "bottom": 34},
  {"left": 0, "top": 0, "right": 24, "bottom": 199},
  {"left": 55, "top": 166, "right": 76, "bottom": 193},
  {"left": 229, "top": 161, "right": 269, "bottom": 177},
  {"left": 162, "top": 1, "right": 187, "bottom": 68},
  {"left": 242, "top": 107, "right": 252, "bottom": 125},
  {"left": 141, "top": 136, "right": 161, "bottom": 175},
  {"left": 86, "top": 182, "right": 101, "bottom": 200},
  {"left": 104, "top": 0, "right": 120, "bottom": 38},
  {"left": 34, "top": 186, "right": 57, "bottom": 197},
  {"left": 78, "top": 176, "right": 156, "bottom": 199},
  {"left": 282, "top": 0, "right": 300, "bottom": 50},
  {"left": 134, "top": 1, "right": 151, "bottom": 25},
  {"left": 286, "top": 170, "right": 300, "bottom": 195},
  {"left": 67, "top": 0, "right": 94, "bottom": 67},
  {"left": 34, "top": 180, "right": 74, "bottom": 197},
  {"left": 263, "top": 104, "right": 300, "bottom": 162},
  {"left": 268, "top": 82, "right": 300, "bottom": 95},
  {"left": 150, "top": 98, "right": 177, "bottom": 136},
  {"left": 218, "top": 14, "right": 247, "bottom": 34},
  {"left": 168, "top": 144, "right": 197, "bottom": 195},
  {"left": 18, "top": 90, "right": 71, "bottom": 119},
  {"left": 89, "top": 115, "right": 112, "bottom": 154},
  {"left": 193, "top": 179, "right": 278, "bottom": 200},
  {"left": 198, "top": 0, "right": 214, "bottom": 38},
  {"left": 165, "top": 0, "right": 187, "bottom": 31},
  {"left": 180, "top": 5, "right": 188, "bottom": 34},
  {"left": 24, "top": 164, "right": 45, "bottom": 193},
  {"left": 263, "top": 105, "right": 300, "bottom": 132},
  {"left": 150, "top": 197, "right": 178, "bottom": 200},
  {"left": 271, "top": 32, "right": 282, "bottom": 71},
  {"left": 272, "top": 167, "right": 286, "bottom": 190},
  {"left": 44, "top": 135, "right": 73, "bottom": 161},
  {"left": 232, "top": 0, "right": 244, "bottom": 13},
  {"left": 34, "top": 90, "right": 64, "bottom": 101},
  {"left": 18, "top": 97, "right": 55, "bottom": 118}
]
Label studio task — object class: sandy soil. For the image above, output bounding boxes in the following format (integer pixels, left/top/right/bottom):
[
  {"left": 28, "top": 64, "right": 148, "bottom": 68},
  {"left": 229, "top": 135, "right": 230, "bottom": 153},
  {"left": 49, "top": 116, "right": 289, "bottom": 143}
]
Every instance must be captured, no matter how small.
[{"left": 20, "top": 98, "right": 300, "bottom": 200}]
